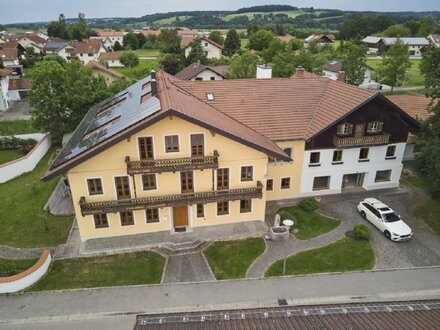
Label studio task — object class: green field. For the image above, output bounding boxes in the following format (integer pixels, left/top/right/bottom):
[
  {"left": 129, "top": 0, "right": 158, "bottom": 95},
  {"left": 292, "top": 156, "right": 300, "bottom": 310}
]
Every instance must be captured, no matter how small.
[
  {"left": 154, "top": 15, "right": 191, "bottom": 25},
  {"left": 132, "top": 49, "right": 160, "bottom": 57},
  {"left": 224, "top": 10, "right": 305, "bottom": 21},
  {"left": 366, "top": 58, "right": 425, "bottom": 87}
]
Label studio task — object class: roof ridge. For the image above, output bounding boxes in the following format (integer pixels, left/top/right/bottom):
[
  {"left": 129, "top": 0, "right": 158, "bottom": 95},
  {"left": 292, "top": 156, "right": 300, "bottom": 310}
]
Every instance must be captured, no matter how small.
[{"left": 303, "top": 77, "right": 331, "bottom": 139}]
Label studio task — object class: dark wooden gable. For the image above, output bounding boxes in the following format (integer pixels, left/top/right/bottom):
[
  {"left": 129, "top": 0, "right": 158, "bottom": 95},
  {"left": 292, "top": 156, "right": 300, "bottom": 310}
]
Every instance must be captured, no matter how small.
[{"left": 306, "top": 94, "right": 419, "bottom": 150}]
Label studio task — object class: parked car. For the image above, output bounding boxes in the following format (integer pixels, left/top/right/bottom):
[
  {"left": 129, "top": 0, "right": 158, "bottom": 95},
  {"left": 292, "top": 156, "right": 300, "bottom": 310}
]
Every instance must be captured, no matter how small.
[{"left": 357, "top": 198, "right": 412, "bottom": 241}]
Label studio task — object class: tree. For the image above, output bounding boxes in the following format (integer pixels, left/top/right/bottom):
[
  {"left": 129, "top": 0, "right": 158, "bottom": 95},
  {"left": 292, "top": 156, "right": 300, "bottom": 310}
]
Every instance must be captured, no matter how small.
[
  {"left": 337, "top": 41, "right": 368, "bottom": 86},
  {"left": 417, "top": 46, "right": 440, "bottom": 198},
  {"left": 261, "top": 38, "right": 284, "bottom": 63},
  {"left": 380, "top": 25, "right": 411, "bottom": 37},
  {"left": 120, "top": 51, "right": 139, "bottom": 68},
  {"left": 113, "top": 41, "right": 123, "bottom": 51},
  {"left": 226, "top": 51, "right": 260, "bottom": 79},
  {"left": 186, "top": 38, "right": 207, "bottom": 65},
  {"left": 160, "top": 53, "right": 183, "bottom": 75},
  {"left": 157, "top": 29, "right": 181, "bottom": 55},
  {"left": 136, "top": 33, "right": 146, "bottom": 48},
  {"left": 143, "top": 35, "right": 158, "bottom": 49},
  {"left": 208, "top": 31, "right": 224, "bottom": 45},
  {"left": 123, "top": 32, "right": 140, "bottom": 50},
  {"left": 223, "top": 29, "right": 241, "bottom": 57},
  {"left": 377, "top": 39, "right": 411, "bottom": 93},
  {"left": 404, "top": 20, "right": 422, "bottom": 36},
  {"left": 248, "top": 30, "right": 273, "bottom": 51},
  {"left": 67, "top": 12, "right": 89, "bottom": 41},
  {"left": 29, "top": 59, "right": 110, "bottom": 143},
  {"left": 47, "top": 13, "right": 67, "bottom": 39},
  {"left": 272, "top": 50, "right": 297, "bottom": 77}
]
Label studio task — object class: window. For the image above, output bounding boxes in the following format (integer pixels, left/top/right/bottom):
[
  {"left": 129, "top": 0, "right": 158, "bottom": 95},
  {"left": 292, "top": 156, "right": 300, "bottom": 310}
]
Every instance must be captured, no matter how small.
[
  {"left": 87, "top": 178, "right": 103, "bottom": 195},
  {"left": 332, "top": 150, "right": 343, "bottom": 163},
  {"left": 195, "top": 77, "right": 203, "bottom": 81},
  {"left": 146, "top": 208, "right": 159, "bottom": 223},
  {"left": 114, "top": 176, "right": 131, "bottom": 199},
  {"left": 266, "top": 179, "right": 273, "bottom": 191},
  {"left": 240, "top": 199, "right": 252, "bottom": 213},
  {"left": 138, "top": 137, "right": 154, "bottom": 160},
  {"left": 359, "top": 148, "right": 369, "bottom": 161},
  {"left": 210, "top": 77, "right": 215, "bottom": 80},
  {"left": 313, "top": 176, "right": 330, "bottom": 190},
  {"left": 181, "top": 171, "right": 194, "bottom": 193},
  {"left": 93, "top": 213, "right": 108, "bottom": 228},
  {"left": 281, "top": 177, "right": 290, "bottom": 189},
  {"left": 283, "top": 147, "right": 292, "bottom": 158},
  {"left": 120, "top": 211, "right": 134, "bottom": 226},
  {"left": 191, "top": 134, "right": 204, "bottom": 156},
  {"left": 217, "top": 168, "right": 229, "bottom": 190},
  {"left": 241, "top": 166, "right": 253, "bottom": 181},
  {"left": 165, "top": 135, "right": 179, "bottom": 152},
  {"left": 206, "top": 93, "right": 214, "bottom": 101},
  {"left": 217, "top": 201, "right": 229, "bottom": 215},
  {"left": 386, "top": 145, "right": 396, "bottom": 158},
  {"left": 367, "top": 121, "right": 383, "bottom": 133},
  {"left": 142, "top": 174, "right": 156, "bottom": 190},
  {"left": 205, "top": 42, "right": 208, "bottom": 47},
  {"left": 375, "top": 170, "right": 391, "bottom": 182},
  {"left": 196, "top": 204, "right": 204, "bottom": 218},
  {"left": 336, "top": 123, "right": 353, "bottom": 136},
  {"left": 309, "top": 152, "right": 320, "bottom": 165}
]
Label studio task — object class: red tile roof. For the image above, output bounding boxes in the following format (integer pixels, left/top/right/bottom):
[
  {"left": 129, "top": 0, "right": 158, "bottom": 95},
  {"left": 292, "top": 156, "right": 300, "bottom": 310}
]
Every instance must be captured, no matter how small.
[
  {"left": 69, "top": 39, "right": 103, "bottom": 55},
  {"left": 21, "top": 34, "right": 46, "bottom": 45},
  {"left": 182, "top": 36, "right": 223, "bottom": 50},
  {"left": 387, "top": 93, "right": 432, "bottom": 121},
  {"left": 0, "top": 46, "right": 18, "bottom": 61},
  {"left": 85, "top": 60, "right": 124, "bottom": 78},
  {"left": 98, "top": 31, "right": 125, "bottom": 37},
  {"left": 98, "top": 51, "right": 124, "bottom": 61},
  {"left": 175, "top": 62, "right": 228, "bottom": 80},
  {"left": 0, "top": 68, "right": 13, "bottom": 77},
  {"left": 9, "top": 78, "right": 32, "bottom": 90}
]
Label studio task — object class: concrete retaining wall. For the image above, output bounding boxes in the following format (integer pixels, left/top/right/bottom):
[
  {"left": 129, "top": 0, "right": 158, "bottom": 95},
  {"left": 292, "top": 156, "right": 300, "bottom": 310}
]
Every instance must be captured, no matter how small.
[
  {"left": 0, "top": 249, "right": 51, "bottom": 293},
  {"left": 0, "top": 133, "right": 51, "bottom": 183}
]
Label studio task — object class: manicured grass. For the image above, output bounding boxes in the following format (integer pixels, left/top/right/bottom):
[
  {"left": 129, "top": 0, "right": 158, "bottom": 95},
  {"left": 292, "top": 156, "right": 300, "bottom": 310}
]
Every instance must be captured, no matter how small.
[
  {"left": 114, "top": 59, "right": 160, "bottom": 80},
  {"left": 0, "top": 149, "right": 21, "bottom": 165},
  {"left": 277, "top": 206, "right": 340, "bottom": 240},
  {"left": 0, "top": 257, "right": 37, "bottom": 277},
  {"left": 265, "top": 237, "right": 374, "bottom": 277},
  {"left": 0, "top": 150, "right": 73, "bottom": 248},
  {"left": 366, "top": 59, "right": 424, "bottom": 87},
  {"left": 0, "top": 119, "right": 39, "bottom": 135},
  {"left": 132, "top": 49, "right": 160, "bottom": 57},
  {"left": 204, "top": 238, "right": 265, "bottom": 280},
  {"left": 29, "top": 252, "right": 165, "bottom": 291}
]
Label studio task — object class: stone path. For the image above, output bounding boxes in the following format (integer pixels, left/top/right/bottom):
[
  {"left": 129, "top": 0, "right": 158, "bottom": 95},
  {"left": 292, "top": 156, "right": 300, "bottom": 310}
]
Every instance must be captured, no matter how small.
[{"left": 163, "top": 252, "right": 214, "bottom": 283}]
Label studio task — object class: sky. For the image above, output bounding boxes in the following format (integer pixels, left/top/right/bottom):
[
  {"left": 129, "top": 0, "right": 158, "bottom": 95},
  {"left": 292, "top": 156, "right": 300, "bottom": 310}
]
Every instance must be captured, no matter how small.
[{"left": 1, "top": 0, "right": 440, "bottom": 24}]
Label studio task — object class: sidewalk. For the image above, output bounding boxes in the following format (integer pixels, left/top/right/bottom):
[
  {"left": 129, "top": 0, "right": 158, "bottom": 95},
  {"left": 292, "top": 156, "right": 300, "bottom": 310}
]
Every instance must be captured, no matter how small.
[{"left": 1, "top": 267, "right": 440, "bottom": 325}]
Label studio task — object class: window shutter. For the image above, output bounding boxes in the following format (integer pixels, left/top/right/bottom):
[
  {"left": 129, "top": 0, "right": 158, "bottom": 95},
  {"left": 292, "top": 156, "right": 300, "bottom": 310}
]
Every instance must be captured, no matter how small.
[
  {"left": 348, "top": 124, "right": 354, "bottom": 135},
  {"left": 337, "top": 124, "right": 343, "bottom": 135},
  {"left": 377, "top": 121, "right": 383, "bottom": 132},
  {"left": 367, "top": 122, "right": 374, "bottom": 133}
]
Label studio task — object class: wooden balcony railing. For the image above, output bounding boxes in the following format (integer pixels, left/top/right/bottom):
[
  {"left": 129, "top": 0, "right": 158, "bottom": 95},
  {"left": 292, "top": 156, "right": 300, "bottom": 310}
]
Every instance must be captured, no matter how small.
[
  {"left": 333, "top": 133, "right": 390, "bottom": 148},
  {"left": 125, "top": 150, "right": 219, "bottom": 174},
  {"left": 79, "top": 181, "right": 263, "bottom": 215}
]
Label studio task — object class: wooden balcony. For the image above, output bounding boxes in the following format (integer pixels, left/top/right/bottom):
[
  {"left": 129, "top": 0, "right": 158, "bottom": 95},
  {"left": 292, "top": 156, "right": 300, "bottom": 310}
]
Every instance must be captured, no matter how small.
[
  {"left": 125, "top": 150, "right": 219, "bottom": 174},
  {"left": 333, "top": 133, "right": 390, "bottom": 148},
  {"left": 79, "top": 181, "right": 263, "bottom": 215}
]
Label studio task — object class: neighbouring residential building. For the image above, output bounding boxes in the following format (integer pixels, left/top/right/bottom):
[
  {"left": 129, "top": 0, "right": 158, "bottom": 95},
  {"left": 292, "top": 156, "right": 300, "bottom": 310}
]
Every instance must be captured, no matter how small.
[
  {"left": 0, "top": 68, "right": 12, "bottom": 111},
  {"left": 183, "top": 36, "right": 223, "bottom": 59},
  {"left": 44, "top": 40, "right": 69, "bottom": 55},
  {"left": 63, "top": 39, "right": 107, "bottom": 65},
  {"left": 276, "top": 34, "right": 296, "bottom": 43},
  {"left": 8, "top": 78, "right": 31, "bottom": 101},
  {"left": 304, "top": 34, "right": 335, "bottom": 45},
  {"left": 0, "top": 44, "right": 20, "bottom": 67},
  {"left": 43, "top": 69, "right": 418, "bottom": 241},
  {"left": 91, "top": 31, "right": 125, "bottom": 50},
  {"left": 98, "top": 51, "right": 124, "bottom": 68},
  {"left": 323, "top": 59, "right": 376, "bottom": 89},
  {"left": 17, "top": 34, "right": 46, "bottom": 54},
  {"left": 140, "top": 28, "right": 162, "bottom": 37},
  {"left": 427, "top": 34, "right": 440, "bottom": 47},
  {"left": 175, "top": 61, "right": 228, "bottom": 81},
  {"left": 361, "top": 37, "right": 430, "bottom": 56},
  {"left": 85, "top": 60, "right": 124, "bottom": 83}
]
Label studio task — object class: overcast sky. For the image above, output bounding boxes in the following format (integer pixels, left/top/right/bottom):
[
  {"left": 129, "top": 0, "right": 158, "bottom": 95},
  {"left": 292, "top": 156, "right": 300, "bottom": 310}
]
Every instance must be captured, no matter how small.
[{"left": 1, "top": 0, "right": 440, "bottom": 24}]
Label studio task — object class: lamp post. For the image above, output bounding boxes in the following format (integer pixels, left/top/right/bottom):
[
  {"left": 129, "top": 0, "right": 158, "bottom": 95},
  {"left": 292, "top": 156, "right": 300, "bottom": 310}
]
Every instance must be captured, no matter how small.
[{"left": 282, "top": 219, "right": 294, "bottom": 276}]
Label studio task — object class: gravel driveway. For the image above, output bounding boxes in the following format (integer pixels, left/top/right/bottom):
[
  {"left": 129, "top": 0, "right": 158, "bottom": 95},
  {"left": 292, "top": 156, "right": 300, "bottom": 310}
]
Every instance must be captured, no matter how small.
[{"left": 317, "top": 188, "right": 440, "bottom": 270}]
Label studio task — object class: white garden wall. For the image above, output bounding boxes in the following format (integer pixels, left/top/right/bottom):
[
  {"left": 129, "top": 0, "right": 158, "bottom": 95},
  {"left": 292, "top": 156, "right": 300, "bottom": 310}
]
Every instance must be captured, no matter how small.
[{"left": 0, "top": 133, "right": 51, "bottom": 183}]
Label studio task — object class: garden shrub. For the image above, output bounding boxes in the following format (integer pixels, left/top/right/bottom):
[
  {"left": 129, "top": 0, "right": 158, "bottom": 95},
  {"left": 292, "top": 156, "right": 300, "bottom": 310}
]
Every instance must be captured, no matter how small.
[
  {"left": 298, "top": 198, "right": 318, "bottom": 212},
  {"left": 345, "top": 224, "right": 371, "bottom": 241}
]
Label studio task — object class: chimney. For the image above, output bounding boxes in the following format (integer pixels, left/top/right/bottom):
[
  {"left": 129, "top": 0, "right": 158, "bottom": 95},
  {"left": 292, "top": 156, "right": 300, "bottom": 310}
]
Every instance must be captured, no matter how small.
[
  {"left": 295, "top": 67, "right": 304, "bottom": 78},
  {"left": 256, "top": 64, "right": 272, "bottom": 79},
  {"left": 150, "top": 69, "right": 156, "bottom": 80},
  {"left": 337, "top": 71, "right": 345, "bottom": 82},
  {"left": 151, "top": 78, "right": 157, "bottom": 96}
]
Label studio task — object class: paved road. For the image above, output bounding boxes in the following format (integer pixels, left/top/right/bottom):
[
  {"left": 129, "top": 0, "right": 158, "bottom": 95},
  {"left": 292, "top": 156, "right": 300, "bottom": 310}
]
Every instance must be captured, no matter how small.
[
  {"left": 1, "top": 267, "right": 440, "bottom": 328},
  {"left": 0, "top": 100, "right": 31, "bottom": 121}
]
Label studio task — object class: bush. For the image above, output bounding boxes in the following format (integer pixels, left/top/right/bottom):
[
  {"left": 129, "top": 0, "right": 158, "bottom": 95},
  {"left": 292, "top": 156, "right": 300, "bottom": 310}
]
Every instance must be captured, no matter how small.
[
  {"left": 345, "top": 224, "right": 371, "bottom": 241},
  {"left": 0, "top": 136, "right": 37, "bottom": 150},
  {"left": 298, "top": 198, "right": 318, "bottom": 212}
]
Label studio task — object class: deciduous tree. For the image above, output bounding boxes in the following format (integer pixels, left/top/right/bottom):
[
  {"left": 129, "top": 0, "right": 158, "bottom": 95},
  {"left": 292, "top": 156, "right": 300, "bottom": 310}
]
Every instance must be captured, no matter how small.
[
  {"left": 208, "top": 31, "right": 224, "bottom": 45},
  {"left": 248, "top": 29, "right": 273, "bottom": 51},
  {"left": 123, "top": 32, "right": 140, "bottom": 50},
  {"left": 337, "top": 41, "right": 368, "bottom": 86},
  {"left": 223, "top": 29, "right": 241, "bottom": 57},
  {"left": 226, "top": 51, "right": 260, "bottom": 79},
  {"left": 120, "top": 51, "right": 139, "bottom": 68},
  {"left": 186, "top": 38, "right": 207, "bottom": 65},
  {"left": 157, "top": 29, "right": 182, "bottom": 55}
]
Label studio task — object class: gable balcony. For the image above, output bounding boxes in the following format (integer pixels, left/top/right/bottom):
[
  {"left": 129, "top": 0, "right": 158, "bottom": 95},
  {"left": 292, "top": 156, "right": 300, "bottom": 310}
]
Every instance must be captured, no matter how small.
[
  {"left": 333, "top": 133, "right": 390, "bottom": 148},
  {"left": 79, "top": 181, "right": 263, "bottom": 216},
  {"left": 125, "top": 150, "right": 219, "bottom": 175}
]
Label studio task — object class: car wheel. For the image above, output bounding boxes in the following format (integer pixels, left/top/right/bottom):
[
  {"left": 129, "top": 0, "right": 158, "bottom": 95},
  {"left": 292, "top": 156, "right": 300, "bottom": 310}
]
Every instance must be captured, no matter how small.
[
  {"left": 360, "top": 211, "right": 366, "bottom": 219},
  {"left": 384, "top": 231, "right": 391, "bottom": 240}
]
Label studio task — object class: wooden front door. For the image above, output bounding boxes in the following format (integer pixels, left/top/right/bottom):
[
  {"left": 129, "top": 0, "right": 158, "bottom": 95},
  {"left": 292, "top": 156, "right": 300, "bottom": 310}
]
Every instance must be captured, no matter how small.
[{"left": 173, "top": 206, "right": 188, "bottom": 228}]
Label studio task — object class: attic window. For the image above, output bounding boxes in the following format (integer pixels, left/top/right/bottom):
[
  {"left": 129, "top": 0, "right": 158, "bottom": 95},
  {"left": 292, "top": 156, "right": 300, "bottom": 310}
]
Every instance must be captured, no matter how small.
[
  {"left": 140, "top": 92, "right": 152, "bottom": 104},
  {"left": 82, "top": 116, "right": 121, "bottom": 141},
  {"left": 206, "top": 93, "right": 215, "bottom": 101}
]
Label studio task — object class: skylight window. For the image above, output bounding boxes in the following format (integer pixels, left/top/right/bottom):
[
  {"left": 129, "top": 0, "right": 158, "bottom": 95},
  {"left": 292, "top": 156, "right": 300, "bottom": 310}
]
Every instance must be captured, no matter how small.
[
  {"left": 82, "top": 116, "right": 121, "bottom": 141},
  {"left": 206, "top": 93, "right": 215, "bottom": 101}
]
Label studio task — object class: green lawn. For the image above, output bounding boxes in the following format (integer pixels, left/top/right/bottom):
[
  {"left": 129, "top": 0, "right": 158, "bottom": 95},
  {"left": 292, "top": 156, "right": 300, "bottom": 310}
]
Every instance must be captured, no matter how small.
[
  {"left": 277, "top": 206, "right": 340, "bottom": 240},
  {"left": 265, "top": 237, "right": 375, "bottom": 277},
  {"left": 154, "top": 16, "right": 191, "bottom": 25},
  {"left": 0, "top": 257, "right": 37, "bottom": 277},
  {"left": 0, "top": 150, "right": 73, "bottom": 248},
  {"left": 0, "top": 149, "right": 21, "bottom": 165},
  {"left": 114, "top": 59, "right": 160, "bottom": 80},
  {"left": 366, "top": 59, "right": 424, "bottom": 87},
  {"left": 223, "top": 10, "right": 304, "bottom": 21},
  {"left": 204, "top": 238, "right": 265, "bottom": 280},
  {"left": 29, "top": 252, "right": 165, "bottom": 291},
  {"left": 132, "top": 49, "right": 160, "bottom": 57},
  {"left": 0, "top": 119, "right": 39, "bottom": 135}
]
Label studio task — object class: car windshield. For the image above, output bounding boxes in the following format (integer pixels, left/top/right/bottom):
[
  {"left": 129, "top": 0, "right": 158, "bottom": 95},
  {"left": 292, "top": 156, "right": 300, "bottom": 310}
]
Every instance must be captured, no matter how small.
[{"left": 383, "top": 212, "right": 400, "bottom": 222}]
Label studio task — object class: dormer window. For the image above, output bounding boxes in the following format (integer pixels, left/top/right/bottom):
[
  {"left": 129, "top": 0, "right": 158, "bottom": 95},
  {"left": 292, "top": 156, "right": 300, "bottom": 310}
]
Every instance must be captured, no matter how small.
[
  {"left": 336, "top": 123, "right": 353, "bottom": 136},
  {"left": 367, "top": 121, "right": 383, "bottom": 134},
  {"left": 206, "top": 93, "right": 214, "bottom": 101}
]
